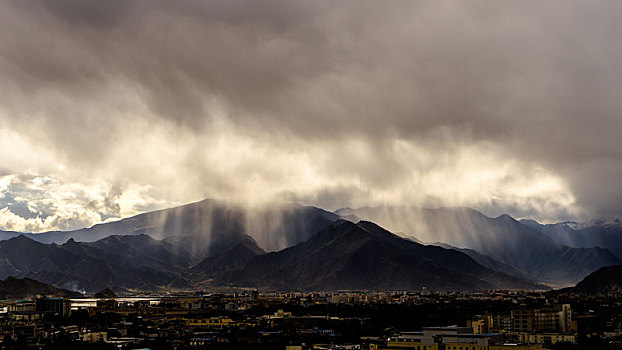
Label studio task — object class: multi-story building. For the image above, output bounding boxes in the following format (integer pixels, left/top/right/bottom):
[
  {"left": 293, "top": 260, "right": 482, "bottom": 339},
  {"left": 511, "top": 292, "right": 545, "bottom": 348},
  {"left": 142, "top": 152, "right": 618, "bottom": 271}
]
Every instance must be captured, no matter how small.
[
  {"left": 8, "top": 301, "right": 36, "bottom": 313},
  {"left": 511, "top": 304, "right": 571, "bottom": 333},
  {"left": 512, "top": 309, "right": 535, "bottom": 332},
  {"left": 491, "top": 313, "right": 512, "bottom": 333},
  {"left": 468, "top": 314, "right": 493, "bottom": 334},
  {"left": 35, "top": 298, "right": 71, "bottom": 317},
  {"left": 534, "top": 304, "right": 571, "bottom": 333}
]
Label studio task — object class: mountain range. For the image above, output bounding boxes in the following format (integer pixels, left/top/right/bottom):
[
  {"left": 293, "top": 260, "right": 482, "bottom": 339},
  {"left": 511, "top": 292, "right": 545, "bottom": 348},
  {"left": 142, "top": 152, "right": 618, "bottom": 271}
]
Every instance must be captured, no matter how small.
[
  {"left": 0, "top": 199, "right": 339, "bottom": 254},
  {"left": 336, "top": 206, "right": 621, "bottom": 285},
  {"left": 0, "top": 234, "right": 192, "bottom": 292},
  {"left": 221, "top": 220, "right": 540, "bottom": 291},
  {"left": 0, "top": 199, "right": 620, "bottom": 292},
  {"left": 521, "top": 218, "right": 622, "bottom": 259},
  {"left": 0, "top": 224, "right": 540, "bottom": 293}
]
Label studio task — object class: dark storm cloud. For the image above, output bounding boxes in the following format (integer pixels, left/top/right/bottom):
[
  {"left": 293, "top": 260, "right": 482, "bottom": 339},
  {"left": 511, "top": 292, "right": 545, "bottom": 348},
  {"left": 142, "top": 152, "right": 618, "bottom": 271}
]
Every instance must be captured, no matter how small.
[{"left": 0, "top": 0, "right": 621, "bottom": 229}]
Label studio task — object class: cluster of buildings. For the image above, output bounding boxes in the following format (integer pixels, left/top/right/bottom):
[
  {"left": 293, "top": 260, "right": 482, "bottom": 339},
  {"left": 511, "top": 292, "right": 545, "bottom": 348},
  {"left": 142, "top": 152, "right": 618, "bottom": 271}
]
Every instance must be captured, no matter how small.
[
  {"left": 285, "top": 303, "right": 576, "bottom": 350},
  {"left": 380, "top": 326, "right": 542, "bottom": 350},
  {"left": 465, "top": 303, "right": 574, "bottom": 347},
  {"left": 0, "top": 290, "right": 618, "bottom": 349}
]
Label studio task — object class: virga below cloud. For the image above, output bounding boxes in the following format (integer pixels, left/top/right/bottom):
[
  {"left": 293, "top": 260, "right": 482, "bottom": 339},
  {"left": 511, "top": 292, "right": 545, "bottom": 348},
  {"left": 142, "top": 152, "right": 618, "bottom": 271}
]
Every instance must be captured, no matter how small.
[{"left": 0, "top": 0, "right": 620, "bottom": 231}]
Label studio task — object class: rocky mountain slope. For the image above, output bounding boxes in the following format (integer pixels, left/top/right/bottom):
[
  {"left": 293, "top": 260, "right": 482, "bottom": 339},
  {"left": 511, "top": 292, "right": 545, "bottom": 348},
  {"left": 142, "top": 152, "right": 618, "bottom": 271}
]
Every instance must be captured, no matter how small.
[
  {"left": 337, "top": 206, "right": 621, "bottom": 285},
  {"left": 222, "top": 220, "right": 544, "bottom": 291},
  {"left": 0, "top": 276, "right": 82, "bottom": 300},
  {"left": 569, "top": 264, "right": 622, "bottom": 295}
]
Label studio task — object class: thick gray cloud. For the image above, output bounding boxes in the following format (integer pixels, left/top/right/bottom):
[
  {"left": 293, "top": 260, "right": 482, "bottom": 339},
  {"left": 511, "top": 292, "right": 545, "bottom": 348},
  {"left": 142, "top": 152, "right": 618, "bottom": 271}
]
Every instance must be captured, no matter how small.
[{"left": 0, "top": 0, "right": 620, "bottom": 231}]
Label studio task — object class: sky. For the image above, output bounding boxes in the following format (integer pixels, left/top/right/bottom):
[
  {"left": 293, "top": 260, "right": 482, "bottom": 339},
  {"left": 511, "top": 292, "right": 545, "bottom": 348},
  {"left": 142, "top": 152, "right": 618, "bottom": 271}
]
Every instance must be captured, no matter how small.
[{"left": 0, "top": 0, "right": 621, "bottom": 233}]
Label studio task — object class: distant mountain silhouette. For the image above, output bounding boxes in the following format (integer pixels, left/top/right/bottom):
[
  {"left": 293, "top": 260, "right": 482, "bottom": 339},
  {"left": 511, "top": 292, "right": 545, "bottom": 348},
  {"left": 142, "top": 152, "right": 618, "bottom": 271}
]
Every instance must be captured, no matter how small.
[
  {"left": 0, "top": 235, "right": 191, "bottom": 293},
  {"left": 431, "top": 242, "right": 533, "bottom": 281},
  {"left": 1, "top": 199, "right": 340, "bottom": 254},
  {"left": 0, "top": 221, "right": 543, "bottom": 293},
  {"left": 521, "top": 218, "right": 622, "bottom": 259},
  {"left": 0, "top": 276, "right": 82, "bottom": 300},
  {"left": 337, "top": 206, "right": 621, "bottom": 285},
  {"left": 1, "top": 199, "right": 619, "bottom": 292},
  {"left": 222, "top": 220, "right": 544, "bottom": 291},
  {"left": 94, "top": 287, "right": 117, "bottom": 298},
  {"left": 0, "top": 230, "right": 19, "bottom": 242}
]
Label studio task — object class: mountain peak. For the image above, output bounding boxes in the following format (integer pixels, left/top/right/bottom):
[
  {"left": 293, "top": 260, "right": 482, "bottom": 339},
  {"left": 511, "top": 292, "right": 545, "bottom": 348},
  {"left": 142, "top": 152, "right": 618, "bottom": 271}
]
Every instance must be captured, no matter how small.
[
  {"left": 355, "top": 220, "right": 398, "bottom": 238},
  {"left": 223, "top": 217, "right": 541, "bottom": 291},
  {"left": 495, "top": 213, "right": 516, "bottom": 222},
  {"left": 8, "top": 234, "right": 38, "bottom": 245}
]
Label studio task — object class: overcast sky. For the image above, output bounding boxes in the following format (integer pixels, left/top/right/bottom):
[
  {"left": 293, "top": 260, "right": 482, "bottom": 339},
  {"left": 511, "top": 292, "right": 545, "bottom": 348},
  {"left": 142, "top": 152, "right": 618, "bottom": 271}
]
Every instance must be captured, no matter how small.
[{"left": 1, "top": 0, "right": 621, "bottom": 232}]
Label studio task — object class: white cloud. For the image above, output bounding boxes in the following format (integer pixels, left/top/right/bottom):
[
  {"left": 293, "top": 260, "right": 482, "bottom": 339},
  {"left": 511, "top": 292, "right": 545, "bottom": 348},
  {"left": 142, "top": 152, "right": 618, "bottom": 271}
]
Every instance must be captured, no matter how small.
[{"left": 0, "top": 173, "right": 170, "bottom": 232}]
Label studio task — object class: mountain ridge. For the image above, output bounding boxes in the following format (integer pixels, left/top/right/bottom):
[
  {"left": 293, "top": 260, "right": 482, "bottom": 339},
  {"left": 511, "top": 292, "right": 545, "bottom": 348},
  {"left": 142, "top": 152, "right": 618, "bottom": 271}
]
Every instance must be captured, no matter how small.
[
  {"left": 1, "top": 199, "right": 619, "bottom": 292},
  {"left": 521, "top": 218, "right": 622, "bottom": 259},
  {"left": 0, "top": 199, "right": 341, "bottom": 254},
  {"left": 221, "top": 220, "right": 545, "bottom": 291},
  {"left": 337, "top": 205, "right": 621, "bottom": 285},
  {"left": 567, "top": 264, "right": 622, "bottom": 295},
  {"left": 0, "top": 276, "right": 82, "bottom": 300}
]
